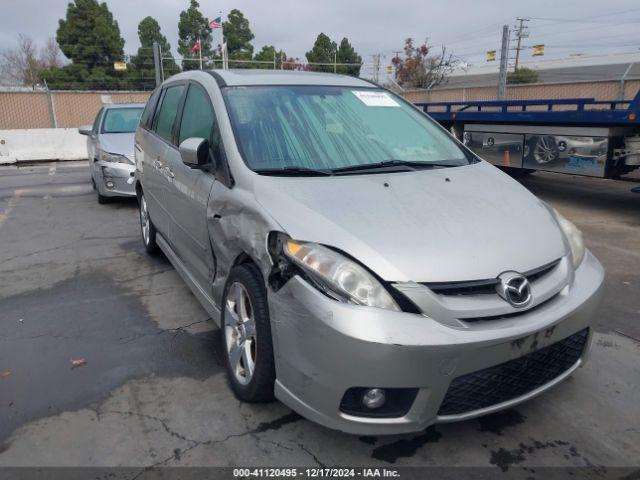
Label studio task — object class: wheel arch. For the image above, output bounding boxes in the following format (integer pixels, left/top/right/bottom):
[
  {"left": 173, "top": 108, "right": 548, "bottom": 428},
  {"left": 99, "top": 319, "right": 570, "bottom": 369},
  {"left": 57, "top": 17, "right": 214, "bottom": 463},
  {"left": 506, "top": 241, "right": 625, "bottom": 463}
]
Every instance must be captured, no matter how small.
[
  {"left": 231, "top": 251, "right": 262, "bottom": 273},
  {"left": 135, "top": 180, "right": 143, "bottom": 201}
]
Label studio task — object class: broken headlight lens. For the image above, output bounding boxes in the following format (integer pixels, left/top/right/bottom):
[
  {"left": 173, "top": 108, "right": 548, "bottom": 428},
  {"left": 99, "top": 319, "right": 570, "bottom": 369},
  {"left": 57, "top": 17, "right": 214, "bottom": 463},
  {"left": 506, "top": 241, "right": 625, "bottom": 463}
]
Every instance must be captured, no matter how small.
[
  {"left": 283, "top": 239, "right": 400, "bottom": 311},
  {"left": 551, "top": 208, "right": 585, "bottom": 269},
  {"left": 100, "top": 151, "right": 133, "bottom": 165}
]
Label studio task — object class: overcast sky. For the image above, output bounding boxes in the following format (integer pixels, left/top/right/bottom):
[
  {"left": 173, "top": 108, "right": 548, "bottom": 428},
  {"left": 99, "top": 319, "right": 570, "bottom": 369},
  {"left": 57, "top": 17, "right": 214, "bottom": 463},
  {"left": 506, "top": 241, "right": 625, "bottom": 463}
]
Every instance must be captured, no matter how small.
[{"left": 2, "top": 0, "right": 640, "bottom": 77}]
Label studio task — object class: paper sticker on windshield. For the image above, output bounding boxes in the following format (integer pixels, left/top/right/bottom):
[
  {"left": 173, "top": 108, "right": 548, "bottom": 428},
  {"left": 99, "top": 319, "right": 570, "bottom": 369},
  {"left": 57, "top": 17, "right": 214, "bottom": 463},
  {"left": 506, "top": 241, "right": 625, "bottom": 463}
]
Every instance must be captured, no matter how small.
[{"left": 352, "top": 90, "right": 400, "bottom": 107}]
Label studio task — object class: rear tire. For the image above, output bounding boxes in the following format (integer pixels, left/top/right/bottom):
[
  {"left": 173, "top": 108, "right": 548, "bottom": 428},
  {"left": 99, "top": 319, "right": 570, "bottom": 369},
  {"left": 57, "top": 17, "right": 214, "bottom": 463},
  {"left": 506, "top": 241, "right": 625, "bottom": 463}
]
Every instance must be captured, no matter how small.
[
  {"left": 221, "top": 263, "right": 275, "bottom": 403},
  {"left": 139, "top": 191, "right": 159, "bottom": 254}
]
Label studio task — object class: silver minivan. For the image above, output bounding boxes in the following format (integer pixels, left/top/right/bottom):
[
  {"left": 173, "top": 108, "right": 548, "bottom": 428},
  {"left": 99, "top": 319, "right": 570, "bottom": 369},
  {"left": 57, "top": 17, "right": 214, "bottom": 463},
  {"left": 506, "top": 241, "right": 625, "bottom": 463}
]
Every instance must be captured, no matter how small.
[{"left": 134, "top": 70, "right": 604, "bottom": 435}]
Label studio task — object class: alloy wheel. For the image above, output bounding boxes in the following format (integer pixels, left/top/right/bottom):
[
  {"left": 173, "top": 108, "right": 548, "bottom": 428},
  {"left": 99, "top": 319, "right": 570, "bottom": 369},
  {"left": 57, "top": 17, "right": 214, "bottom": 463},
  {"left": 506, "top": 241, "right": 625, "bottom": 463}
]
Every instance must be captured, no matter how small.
[
  {"left": 533, "top": 136, "right": 559, "bottom": 164},
  {"left": 224, "top": 282, "right": 257, "bottom": 385},
  {"left": 140, "top": 195, "right": 150, "bottom": 245}
]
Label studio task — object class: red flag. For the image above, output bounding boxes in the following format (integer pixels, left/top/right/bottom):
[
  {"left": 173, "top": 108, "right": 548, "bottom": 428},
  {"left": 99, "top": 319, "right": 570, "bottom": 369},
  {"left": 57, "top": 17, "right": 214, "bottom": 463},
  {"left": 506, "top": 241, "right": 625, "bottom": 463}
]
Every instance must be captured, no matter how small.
[{"left": 191, "top": 41, "right": 201, "bottom": 53}]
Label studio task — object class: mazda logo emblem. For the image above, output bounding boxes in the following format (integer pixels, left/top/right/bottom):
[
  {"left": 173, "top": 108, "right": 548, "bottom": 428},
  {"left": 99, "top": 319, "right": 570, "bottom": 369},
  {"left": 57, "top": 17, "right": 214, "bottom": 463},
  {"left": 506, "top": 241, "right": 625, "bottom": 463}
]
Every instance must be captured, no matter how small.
[{"left": 496, "top": 272, "right": 532, "bottom": 308}]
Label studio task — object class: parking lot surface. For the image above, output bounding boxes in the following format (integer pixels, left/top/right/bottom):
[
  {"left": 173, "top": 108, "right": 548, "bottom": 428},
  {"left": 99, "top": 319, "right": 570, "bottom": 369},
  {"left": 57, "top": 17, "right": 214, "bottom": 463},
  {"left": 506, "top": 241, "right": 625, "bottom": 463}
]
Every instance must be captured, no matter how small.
[{"left": 0, "top": 161, "right": 639, "bottom": 471}]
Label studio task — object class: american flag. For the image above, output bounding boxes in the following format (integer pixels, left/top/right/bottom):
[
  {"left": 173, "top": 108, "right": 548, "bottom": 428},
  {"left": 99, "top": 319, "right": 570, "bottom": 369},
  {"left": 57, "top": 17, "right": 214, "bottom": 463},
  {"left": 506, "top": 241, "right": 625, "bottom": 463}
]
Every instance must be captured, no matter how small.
[{"left": 208, "top": 16, "right": 222, "bottom": 29}]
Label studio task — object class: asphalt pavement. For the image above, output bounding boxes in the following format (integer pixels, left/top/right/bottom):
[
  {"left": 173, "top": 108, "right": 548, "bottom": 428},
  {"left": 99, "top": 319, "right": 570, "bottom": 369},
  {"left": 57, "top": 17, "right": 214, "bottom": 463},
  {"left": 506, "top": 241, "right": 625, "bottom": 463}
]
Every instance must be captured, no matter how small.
[{"left": 0, "top": 161, "right": 638, "bottom": 474}]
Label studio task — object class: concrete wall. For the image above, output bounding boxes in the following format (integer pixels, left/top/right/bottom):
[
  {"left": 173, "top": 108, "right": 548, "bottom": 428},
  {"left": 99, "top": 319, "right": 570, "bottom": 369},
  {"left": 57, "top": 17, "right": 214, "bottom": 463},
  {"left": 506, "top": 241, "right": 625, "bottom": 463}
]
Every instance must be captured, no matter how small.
[{"left": 0, "top": 128, "right": 87, "bottom": 164}]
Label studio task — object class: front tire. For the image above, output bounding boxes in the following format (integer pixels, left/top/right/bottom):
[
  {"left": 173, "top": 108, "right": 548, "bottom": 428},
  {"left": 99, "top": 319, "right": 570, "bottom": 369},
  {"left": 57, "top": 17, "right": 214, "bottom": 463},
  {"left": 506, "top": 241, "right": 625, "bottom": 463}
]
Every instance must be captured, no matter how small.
[
  {"left": 221, "top": 264, "right": 275, "bottom": 403},
  {"left": 97, "top": 191, "right": 109, "bottom": 204},
  {"left": 139, "top": 191, "right": 159, "bottom": 254}
]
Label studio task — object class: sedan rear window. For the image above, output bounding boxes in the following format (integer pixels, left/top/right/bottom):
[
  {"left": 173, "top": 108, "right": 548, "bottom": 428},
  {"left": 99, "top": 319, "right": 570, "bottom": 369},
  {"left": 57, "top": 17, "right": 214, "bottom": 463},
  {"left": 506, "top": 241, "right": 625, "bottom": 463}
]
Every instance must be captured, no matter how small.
[
  {"left": 223, "top": 86, "right": 472, "bottom": 173},
  {"left": 101, "top": 107, "right": 144, "bottom": 134}
]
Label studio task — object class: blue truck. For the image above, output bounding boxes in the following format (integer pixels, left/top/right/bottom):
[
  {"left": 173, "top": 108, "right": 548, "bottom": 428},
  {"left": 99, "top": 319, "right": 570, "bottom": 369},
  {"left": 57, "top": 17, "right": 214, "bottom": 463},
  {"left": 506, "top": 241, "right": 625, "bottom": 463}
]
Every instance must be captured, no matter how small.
[{"left": 416, "top": 89, "right": 640, "bottom": 188}]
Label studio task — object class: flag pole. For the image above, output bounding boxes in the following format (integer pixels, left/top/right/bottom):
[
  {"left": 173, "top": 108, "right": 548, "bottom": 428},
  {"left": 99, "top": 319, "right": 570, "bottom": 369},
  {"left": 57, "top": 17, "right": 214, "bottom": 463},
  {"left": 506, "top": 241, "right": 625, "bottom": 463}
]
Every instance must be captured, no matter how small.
[
  {"left": 220, "top": 11, "right": 227, "bottom": 70},
  {"left": 198, "top": 36, "right": 203, "bottom": 70}
]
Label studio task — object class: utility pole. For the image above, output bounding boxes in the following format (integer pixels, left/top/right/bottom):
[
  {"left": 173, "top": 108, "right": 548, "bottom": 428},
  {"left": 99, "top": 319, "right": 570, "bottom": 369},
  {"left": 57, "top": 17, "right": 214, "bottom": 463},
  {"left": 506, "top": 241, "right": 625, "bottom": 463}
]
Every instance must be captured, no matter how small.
[
  {"left": 152, "top": 41, "right": 161, "bottom": 87},
  {"left": 497, "top": 25, "right": 510, "bottom": 100},
  {"left": 393, "top": 50, "right": 402, "bottom": 79},
  {"left": 513, "top": 17, "right": 529, "bottom": 71},
  {"left": 371, "top": 54, "right": 381, "bottom": 83}
]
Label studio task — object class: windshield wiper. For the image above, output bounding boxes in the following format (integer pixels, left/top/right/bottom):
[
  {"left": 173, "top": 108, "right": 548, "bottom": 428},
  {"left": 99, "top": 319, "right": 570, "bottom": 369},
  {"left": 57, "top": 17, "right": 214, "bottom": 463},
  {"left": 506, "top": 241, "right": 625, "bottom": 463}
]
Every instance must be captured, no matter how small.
[
  {"left": 254, "top": 166, "right": 333, "bottom": 176},
  {"left": 330, "top": 160, "right": 455, "bottom": 174}
]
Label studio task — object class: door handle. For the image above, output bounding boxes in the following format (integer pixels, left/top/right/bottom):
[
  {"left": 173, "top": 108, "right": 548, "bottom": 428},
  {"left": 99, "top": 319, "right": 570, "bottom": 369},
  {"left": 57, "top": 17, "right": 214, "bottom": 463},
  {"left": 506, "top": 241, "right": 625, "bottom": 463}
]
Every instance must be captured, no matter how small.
[
  {"left": 165, "top": 168, "right": 175, "bottom": 179},
  {"left": 153, "top": 159, "right": 162, "bottom": 169}
]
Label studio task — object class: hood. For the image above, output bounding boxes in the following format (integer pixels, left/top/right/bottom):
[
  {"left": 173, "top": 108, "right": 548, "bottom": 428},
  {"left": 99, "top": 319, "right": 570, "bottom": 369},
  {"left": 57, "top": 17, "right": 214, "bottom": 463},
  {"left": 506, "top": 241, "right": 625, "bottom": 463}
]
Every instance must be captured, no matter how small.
[
  {"left": 98, "top": 133, "right": 135, "bottom": 159},
  {"left": 254, "top": 162, "right": 567, "bottom": 283}
]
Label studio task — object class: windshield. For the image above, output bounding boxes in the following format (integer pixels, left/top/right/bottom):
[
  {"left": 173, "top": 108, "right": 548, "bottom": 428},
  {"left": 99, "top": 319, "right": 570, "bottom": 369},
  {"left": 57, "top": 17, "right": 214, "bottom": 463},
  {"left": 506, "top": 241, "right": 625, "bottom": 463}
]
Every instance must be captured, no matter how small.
[
  {"left": 101, "top": 107, "right": 144, "bottom": 134},
  {"left": 223, "top": 86, "right": 472, "bottom": 174}
]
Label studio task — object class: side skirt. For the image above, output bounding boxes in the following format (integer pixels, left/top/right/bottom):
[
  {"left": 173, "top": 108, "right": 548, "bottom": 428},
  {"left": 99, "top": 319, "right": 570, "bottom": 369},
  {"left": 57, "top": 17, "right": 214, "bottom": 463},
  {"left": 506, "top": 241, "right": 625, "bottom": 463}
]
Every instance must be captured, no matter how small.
[{"left": 156, "top": 233, "right": 221, "bottom": 326}]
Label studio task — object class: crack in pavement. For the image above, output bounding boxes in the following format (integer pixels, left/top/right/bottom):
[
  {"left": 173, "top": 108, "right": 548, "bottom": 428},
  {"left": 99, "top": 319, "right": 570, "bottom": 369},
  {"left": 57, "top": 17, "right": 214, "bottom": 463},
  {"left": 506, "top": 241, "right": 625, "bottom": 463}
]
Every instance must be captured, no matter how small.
[
  {"left": 117, "top": 317, "right": 212, "bottom": 345},
  {"left": 297, "top": 443, "right": 326, "bottom": 467},
  {"left": 99, "top": 410, "right": 198, "bottom": 445},
  {"left": 95, "top": 410, "right": 312, "bottom": 476},
  {"left": 0, "top": 318, "right": 211, "bottom": 343}
]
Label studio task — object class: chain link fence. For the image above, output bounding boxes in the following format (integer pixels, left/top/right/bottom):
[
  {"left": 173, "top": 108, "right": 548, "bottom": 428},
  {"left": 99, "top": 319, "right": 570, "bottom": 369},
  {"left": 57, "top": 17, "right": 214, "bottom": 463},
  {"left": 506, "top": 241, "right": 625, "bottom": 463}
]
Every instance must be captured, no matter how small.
[
  {"left": 3, "top": 79, "right": 640, "bottom": 130},
  {"left": 0, "top": 88, "right": 150, "bottom": 129}
]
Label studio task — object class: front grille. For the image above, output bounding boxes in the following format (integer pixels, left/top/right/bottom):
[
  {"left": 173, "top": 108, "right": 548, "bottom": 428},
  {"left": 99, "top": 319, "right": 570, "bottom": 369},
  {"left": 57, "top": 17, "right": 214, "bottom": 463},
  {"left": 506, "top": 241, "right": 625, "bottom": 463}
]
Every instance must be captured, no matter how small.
[
  {"left": 438, "top": 328, "right": 589, "bottom": 416},
  {"left": 464, "top": 294, "right": 556, "bottom": 322},
  {"left": 425, "top": 259, "right": 560, "bottom": 297}
]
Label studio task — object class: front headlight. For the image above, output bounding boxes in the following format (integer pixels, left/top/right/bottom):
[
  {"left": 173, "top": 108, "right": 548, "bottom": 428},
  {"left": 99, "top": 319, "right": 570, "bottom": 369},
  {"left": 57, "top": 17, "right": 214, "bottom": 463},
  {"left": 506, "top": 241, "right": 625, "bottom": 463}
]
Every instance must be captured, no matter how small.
[
  {"left": 100, "top": 151, "right": 133, "bottom": 165},
  {"left": 550, "top": 208, "right": 585, "bottom": 268},
  {"left": 282, "top": 239, "right": 400, "bottom": 311}
]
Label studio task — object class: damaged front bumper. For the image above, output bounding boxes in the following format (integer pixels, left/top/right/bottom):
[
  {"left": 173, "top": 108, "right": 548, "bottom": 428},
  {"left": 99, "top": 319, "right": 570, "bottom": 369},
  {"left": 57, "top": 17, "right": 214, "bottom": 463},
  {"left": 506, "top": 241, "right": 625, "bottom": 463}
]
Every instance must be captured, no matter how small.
[
  {"left": 268, "top": 251, "right": 604, "bottom": 435},
  {"left": 94, "top": 160, "right": 136, "bottom": 197}
]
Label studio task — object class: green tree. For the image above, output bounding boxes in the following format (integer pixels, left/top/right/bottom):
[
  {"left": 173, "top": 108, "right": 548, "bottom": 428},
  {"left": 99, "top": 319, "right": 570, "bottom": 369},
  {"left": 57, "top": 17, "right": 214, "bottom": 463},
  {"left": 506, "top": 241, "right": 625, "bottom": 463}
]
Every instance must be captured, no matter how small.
[
  {"left": 178, "top": 0, "right": 213, "bottom": 71},
  {"left": 223, "top": 9, "right": 255, "bottom": 67},
  {"left": 336, "top": 38, "right": 361, "bottom": 76},
  {"left": 40, "top": 0, "right": 127, "bottom": 89},
  {"left": 305, "top": 33, "right": 337, "bottom": 72},
  {"left": 253, "top": 45, "right": 286, "bottom": 69},
  {"left": 507, "top": 67, "right": 539, "bottom": 84},
  {"left": 130, "top": 16, "right": 179, "bottom": 89}
]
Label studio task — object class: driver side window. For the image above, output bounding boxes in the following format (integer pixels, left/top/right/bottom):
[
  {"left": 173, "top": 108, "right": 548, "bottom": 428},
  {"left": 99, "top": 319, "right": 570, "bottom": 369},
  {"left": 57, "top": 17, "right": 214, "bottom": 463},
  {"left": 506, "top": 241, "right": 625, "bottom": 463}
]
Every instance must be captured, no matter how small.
[{"left": 178, "top": 84, "right": 217, "bottom": 147}]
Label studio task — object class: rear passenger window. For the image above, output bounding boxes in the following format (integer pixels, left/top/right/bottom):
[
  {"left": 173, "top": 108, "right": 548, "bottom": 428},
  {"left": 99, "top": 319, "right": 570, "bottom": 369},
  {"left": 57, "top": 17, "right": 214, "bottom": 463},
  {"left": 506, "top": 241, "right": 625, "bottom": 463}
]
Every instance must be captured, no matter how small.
[
  {"left": 140, "top": 88, "right": 161, "bottom": 130},
  {"left": 154, "top": 85, "right": 184, "bottom": 143},
  {"left": 179, "top": 85, "right": 216, "bottom": 145}
]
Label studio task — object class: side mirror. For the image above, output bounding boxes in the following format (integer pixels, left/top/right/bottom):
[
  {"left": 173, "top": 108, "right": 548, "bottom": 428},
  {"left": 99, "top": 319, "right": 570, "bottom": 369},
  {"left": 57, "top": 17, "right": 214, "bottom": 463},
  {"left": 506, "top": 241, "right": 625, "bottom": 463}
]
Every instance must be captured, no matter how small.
[
  {"left": 78, "top": 125, "right": 93, "bottom": 136},
  {"left": 179, "top": 137, "right": 215, "bottom": 169}
]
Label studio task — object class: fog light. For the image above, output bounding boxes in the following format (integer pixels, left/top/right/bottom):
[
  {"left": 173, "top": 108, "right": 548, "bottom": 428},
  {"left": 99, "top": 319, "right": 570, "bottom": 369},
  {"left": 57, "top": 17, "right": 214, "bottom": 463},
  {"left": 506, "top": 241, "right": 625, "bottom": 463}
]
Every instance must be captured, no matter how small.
[
  {"left": 362, "top": 388, "right": 386, "bottom": 409},
  {"left": 106, "top": 180, "right": 114, "bottom": 189},
  {"left": 341, "top": 387, "right": 418, "bottom": 418}
]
